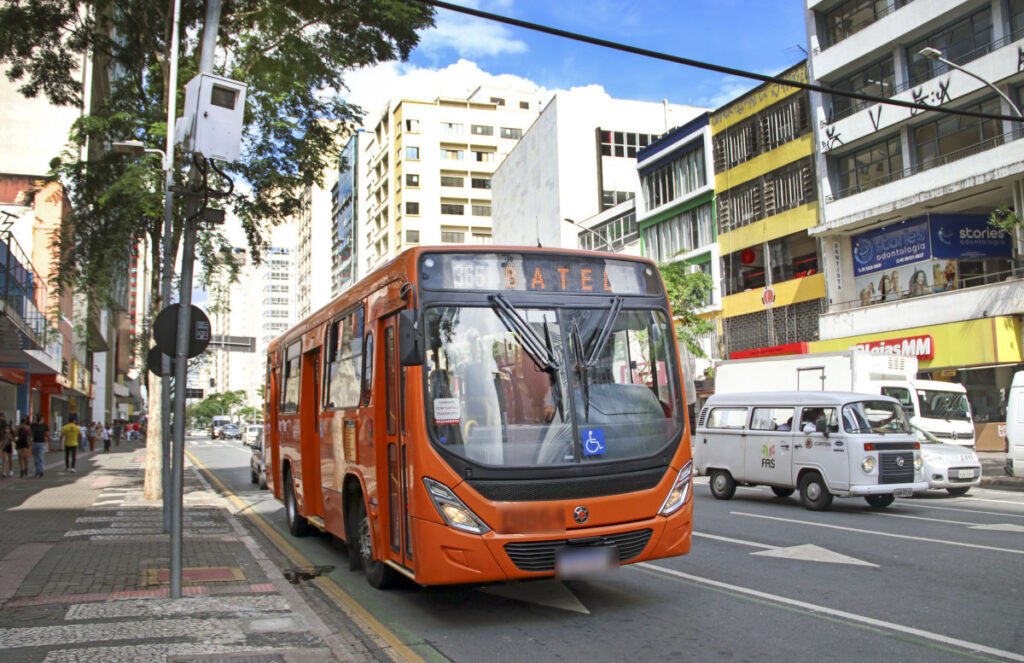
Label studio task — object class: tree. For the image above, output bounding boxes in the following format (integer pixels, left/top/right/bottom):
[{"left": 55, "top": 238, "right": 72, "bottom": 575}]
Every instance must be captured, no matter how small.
[
  {"left": 989, "top": 203, "right": 1023, "bottom": 234},
  {"left": 0, "top": 0, "right": 435, "bottom": 499},
  {"left": 659, "top": 261, "right": 715, "bottom": 358}
]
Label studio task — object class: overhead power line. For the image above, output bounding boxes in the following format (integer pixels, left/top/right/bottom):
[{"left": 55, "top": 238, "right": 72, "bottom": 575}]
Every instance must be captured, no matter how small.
[{"left": 414, "top": 0, "right": 1024, "bottom": 125}]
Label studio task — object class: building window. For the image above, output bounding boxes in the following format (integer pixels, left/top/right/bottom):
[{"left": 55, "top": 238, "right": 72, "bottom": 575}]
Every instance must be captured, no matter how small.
[
  {"left": 600, "top": 190, "right": 634, "bottom": 210},
  {"left": 1013, "top": 0, "right": 1024, "bottom": 39},
  {"left": 441, "top": 122, "right": 463, "bottom": 134},
  {"left": 914, "top": 96, "right": 1001, "bottom": 169},
  {"left": 500, "top": 127, "right": 523, "bottom": 139},
  {"left": 834, "top": 134, "right": 904, "bottom": 197},
  {"left": 907, "top": 8, "right": 993, "bottom": 88},
  {"left": 405, "top": 146, "right": 419, "bottom": 160},
  {"left": 520, "top": 101, "right": 529, "bottom": 109},
  {"left": 600, "top": 130, "right": 655, "bottom": 158},
  {"left": 441, "top": 149, "right": 464, "bottom": 161},
  {"left": 471, "top": 204, "right": 491, "bottom": 216},
  {"left": 471, "top": 232, "right": 492, "bottom": 244},
  {"left": 441, "top": 230, "right": 465, "bottom": 243},
  {"left": 405, "top": 119, "right": 420, "bottom": 132},
  {"left": 772, "top": 161, "right": 814, "bottom": 214},
  {"left": 641, "top": 146, "right": 706, "bottom": 211},
  {"left": 471, "top": 124, "right": 493, "bottom": 136},
  {"left": 642, "top": 202, "right": 714, "bottom": 263},
  {"left": 822, "top": 0, "right": 910, "bottom": 48},
  {"left": 406, "top": 230, "right": 419, "bottom": 243},
  {"left": 474, "top": 150, "right": 495, "bottom": 162},
  {"left": 490, "top": 96, "right": 505, "bottom": 106},
  {"left": 471, "top": 177, "right": 491, "bottom": 189},
  {"left": 828, "top": 57, "right": 895, "bottom": 121},
  {"left": 405, "top": 173, "right": 419, "bottom": 187},
  {"left": 406, "top": 201, "right": 420, "bottom": 215},
  {"left": 441, "top": 203, "right": 465, "bottom": 215},
  {"left": 440, "top": 175, "right": 464, "bottom": 187},
  {"left": 715, "top": 117, "right": 758, "bottom": 171}
]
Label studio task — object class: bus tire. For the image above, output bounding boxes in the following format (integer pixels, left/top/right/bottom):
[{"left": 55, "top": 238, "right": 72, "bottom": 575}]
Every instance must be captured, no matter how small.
[
  {"left": 709, "top": 470, "right": 736, "bottom": 500},
  {"left": 946, "top": 487, "right": 970, "bottom": 496},
  {"left": 864, "top": 494, "right": 895, "bottom": 508},
  {"left": 357, "top": 500, "right": 398, "bottom": 589},
  {"left": 284, "top": 469, "right": 310, "bottom": 537},
  {"left": 771, "top": 486, "right": 794, "bottom": 498},
  {"left": 798, "top": 471, "right": 833, "bottom": 511}
]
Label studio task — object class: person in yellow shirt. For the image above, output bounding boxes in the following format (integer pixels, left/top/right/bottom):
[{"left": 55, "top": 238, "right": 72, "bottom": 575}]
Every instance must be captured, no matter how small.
[{"left": 60, "top": 414, "right": 80, "bottom": 474}]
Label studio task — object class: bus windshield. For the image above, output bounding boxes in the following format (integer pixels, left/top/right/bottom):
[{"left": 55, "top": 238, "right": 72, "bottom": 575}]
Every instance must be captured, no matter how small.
[{"left": 422, "top": 304, "right": 681, "bottom": 468}]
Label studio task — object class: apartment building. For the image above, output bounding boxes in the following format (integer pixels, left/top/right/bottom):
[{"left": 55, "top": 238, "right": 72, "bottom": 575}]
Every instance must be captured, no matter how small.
[
  {"left": 295, "top": 181, "right": 334, "bottom": 319},
  {"left": 331, "top": 131, "right": 364, "bottom": 298},
  {"left": 712, "top": 61, "right": 825, "bottom": 359},
  {"left": 493, "top": 89, "right": 704, "bottom": 248},
  {"left": 805, "top": 0, "right": 1024, "bottom": 437},
  {"left": 358, "top": 86, "right": 542, "bottom": 275}
]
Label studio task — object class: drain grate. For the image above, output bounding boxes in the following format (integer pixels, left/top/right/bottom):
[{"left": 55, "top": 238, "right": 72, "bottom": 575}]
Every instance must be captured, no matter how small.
[{"left": 281, "top": 565, "right": 335, "bottom": 584}]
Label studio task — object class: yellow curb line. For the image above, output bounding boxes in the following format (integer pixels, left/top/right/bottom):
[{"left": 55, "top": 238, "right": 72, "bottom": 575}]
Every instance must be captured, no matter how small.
[{"left": 185, "top": 449, "right": 426, "bottom": 663}]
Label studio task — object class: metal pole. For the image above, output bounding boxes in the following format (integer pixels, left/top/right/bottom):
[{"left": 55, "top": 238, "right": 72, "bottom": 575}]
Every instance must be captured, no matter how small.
[
  {"left": 161, "top": 0, "right": 181, "bottom": 535},
  {"left": 170, "top": 0, "right": 222, "bottom": 600}
]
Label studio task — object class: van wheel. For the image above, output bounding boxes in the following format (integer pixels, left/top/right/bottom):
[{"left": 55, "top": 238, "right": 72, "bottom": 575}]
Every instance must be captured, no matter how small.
[
  {"left": 284, "top": 469, "right": 310, "bottom": 537},
  {"left": 864, "top": 494, "right": 895, "bottom": 508},
  {"left": 250, "top": 465, "right": 259, "bottom": 484},
  {"left": 946, "top": 487, "right": 970, "bottom": 496},
  {"left": 771, "top": 487, "right": 794, "bottom": 498},
  {"left": 357, "top": 500, "right": 398, "bottom": 589},
  {"left": 799, "top": 472, "right": 833, "bottom": 511},
  {"left": 258, "top": 469, "right": 267, "bottom": 490},
  {"left": 709, "top": 470, "right": 736, "bottom": 500}
]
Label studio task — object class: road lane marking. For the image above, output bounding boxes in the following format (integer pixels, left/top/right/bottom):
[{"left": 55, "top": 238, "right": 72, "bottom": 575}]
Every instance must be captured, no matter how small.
[
  {"left": 732, "top": 511, "right": 1024, "bottom": 555},
  {"left": 186, "top": 449, "right": 428, "bottom": 663},
  {"left": 901, "top": 502, "right": 1024, "bottom": 519},
  {"left": 868, "top": 511, "right": 1024, "bottom": 532},
  {"left": 695, "top": 532, "right": 877, "bottom": 566},
  {"left": 636, "top": 562, "right": 1024, "bottom": 663}
]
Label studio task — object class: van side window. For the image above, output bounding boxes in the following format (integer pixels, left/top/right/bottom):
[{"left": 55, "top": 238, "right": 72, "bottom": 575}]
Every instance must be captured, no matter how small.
[
  {"left": 751, "top": 407, "right": 794, "bottom": 431},
  {"left": 706, "top": 407, "right": 748, "bottom": 429},
  {"left": 800, "top": 407, "right": 838, "bottom": 433}
]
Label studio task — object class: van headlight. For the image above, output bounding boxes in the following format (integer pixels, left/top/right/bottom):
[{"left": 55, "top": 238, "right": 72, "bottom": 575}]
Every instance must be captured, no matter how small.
[
  {"left": 659, "top": 460, "right": 693, "bottom": 516},
  {"left": 861, "top": 456, "right": 876, "bottom": 473},
  {"left": 423, "top": 478, "right": 490, "bottom": 534},
  {"left": 914, "top": 454, "right": 923, "bottom": 471}
]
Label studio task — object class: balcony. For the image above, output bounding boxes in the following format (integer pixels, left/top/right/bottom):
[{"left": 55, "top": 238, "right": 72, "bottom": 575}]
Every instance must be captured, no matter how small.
[{"left": 0, "top": 231, "right": 53, "bottom": 353}]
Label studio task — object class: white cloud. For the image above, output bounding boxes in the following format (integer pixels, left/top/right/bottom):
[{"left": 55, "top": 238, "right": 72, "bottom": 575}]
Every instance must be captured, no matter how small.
[{"left": 417, "top": 14, "right": 528, "bottom": 59}]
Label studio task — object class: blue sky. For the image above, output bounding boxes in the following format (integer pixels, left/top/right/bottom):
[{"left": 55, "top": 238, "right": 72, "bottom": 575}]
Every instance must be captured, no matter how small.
[{"left": 393, "top": 0, "right": 810, "bottom": 110}]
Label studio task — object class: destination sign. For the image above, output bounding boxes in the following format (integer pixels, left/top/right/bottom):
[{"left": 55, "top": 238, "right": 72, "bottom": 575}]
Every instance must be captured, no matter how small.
[{"left": 419, "top": 253, "right": 662, "bottom": 295}]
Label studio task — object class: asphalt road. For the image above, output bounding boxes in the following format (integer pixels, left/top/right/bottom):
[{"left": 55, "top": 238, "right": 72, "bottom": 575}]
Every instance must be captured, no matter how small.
[{"left": 187, "top": 436, "right": 1024, "bottom": 663}]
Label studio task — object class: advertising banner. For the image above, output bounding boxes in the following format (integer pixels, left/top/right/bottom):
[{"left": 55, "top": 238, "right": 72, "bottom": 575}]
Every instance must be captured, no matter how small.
[
  {"left": 851, "top": 217, "right": 930, "bottom": 276},
  {"left": 929, "top": 214, "right": 1013, "bottom": 259}
]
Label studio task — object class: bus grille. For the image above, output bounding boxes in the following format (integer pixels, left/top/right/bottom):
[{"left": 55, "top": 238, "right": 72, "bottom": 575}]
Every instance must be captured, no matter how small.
[
  {"left": 503, "top": 529, "right": 653, "bottom": 572},
  {"left": 467, "top": 467, "right": 665, "bottom": 501},
  {"left": 879, "top": 452, "right": 915, "bottom": 484}
]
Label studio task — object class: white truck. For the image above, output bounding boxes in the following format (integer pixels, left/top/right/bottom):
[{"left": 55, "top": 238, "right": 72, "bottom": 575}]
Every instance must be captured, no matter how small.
[
  {"left": 1006, "top": 371, "right": 1024, "bottom": 477},
  {"left": 714, "top": 350, "right": 976, "bottom": 447}
]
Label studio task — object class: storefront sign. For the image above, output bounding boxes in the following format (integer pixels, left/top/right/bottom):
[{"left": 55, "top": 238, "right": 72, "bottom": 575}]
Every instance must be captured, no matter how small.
[
  {"left": 731, "top": 342, "right": 808, "bottom": 360},
  {"left": 851, "top": 334, "right": 935, "bottom": 359},
  {"left": 929, "top": 214, "right": 1012, "bottom": 259},
  {"left": 852, "top": 217, "right": 931, "bottom": 276}
]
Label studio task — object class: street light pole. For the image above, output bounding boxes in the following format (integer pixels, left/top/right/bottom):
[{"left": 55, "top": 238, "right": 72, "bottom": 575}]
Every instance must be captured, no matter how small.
[
  {"left": 563, "top": 217, "right": 614, "bottom": 251},
  {"left": 918, "top": 47, "right": 1024, "bottom": 119}
]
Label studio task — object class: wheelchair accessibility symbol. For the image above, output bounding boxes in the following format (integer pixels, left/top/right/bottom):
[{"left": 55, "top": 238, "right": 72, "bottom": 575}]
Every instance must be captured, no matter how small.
[{"left": 582, "top": 429, "right": 606, "bottom": 456}]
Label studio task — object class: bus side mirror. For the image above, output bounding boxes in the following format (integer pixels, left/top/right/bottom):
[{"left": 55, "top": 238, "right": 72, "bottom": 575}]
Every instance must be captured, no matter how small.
[{"left": 398, "top": 310, "right": 423, "bottom": 366}]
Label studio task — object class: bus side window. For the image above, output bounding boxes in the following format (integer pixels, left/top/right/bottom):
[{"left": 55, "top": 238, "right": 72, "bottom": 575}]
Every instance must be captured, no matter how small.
[
  {"left": 325, "top": 308, "right": 365, "bottom": 409},
  {"left": 280, "top": 341, "right": 301, "bottom": 413}
]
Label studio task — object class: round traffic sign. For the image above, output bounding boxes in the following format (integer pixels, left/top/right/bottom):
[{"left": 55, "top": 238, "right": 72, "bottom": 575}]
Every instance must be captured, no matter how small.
[
  {"left": 153, "top": 304, "right": 211, "bottom": 359},
  {"left": 146, "top": 346, "right": 176, "bottom": 377}
]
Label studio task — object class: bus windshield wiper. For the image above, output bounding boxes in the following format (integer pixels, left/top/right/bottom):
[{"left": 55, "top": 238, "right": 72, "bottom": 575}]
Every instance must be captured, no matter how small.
[
  {"left": 489, "top": 294, "right": 559, "bottom": 372},
  {"left": 584, "top": 297, "right": 623, "bottom": 367},
  {"left": 572, "top": 319, "right": 591, "bottom": 422}
]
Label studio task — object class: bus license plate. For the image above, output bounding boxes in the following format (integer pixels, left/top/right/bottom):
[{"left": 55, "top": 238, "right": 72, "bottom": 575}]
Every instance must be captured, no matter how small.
[
  {"left": 555, "top": 546, "right": 618, "bottom": 579},
  {"left": 893, "top": 488, "right": 913, "bottom": 497}
]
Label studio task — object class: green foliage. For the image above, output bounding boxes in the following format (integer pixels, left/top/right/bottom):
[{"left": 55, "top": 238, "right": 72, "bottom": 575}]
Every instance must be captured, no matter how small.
[
  {"left": 0, "top": 0, "right": 435, "bottom": 303},
  {"left": 989, "top": 203, "right": 1022, "bottom": 234},
  {"left": 187, "top": 390, "right": 248, "bottom": 424},
  {"left": 659, "top": 261, "right": 715, "bottom": 358}
]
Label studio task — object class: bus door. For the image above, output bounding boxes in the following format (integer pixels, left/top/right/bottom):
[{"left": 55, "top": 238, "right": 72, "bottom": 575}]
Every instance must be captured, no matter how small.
[
  {"left": 377, "top": 314, "right": 412, "bottom": 570},
  {"left": 300, "top": 347, "right": 324, "bottom": 518}
]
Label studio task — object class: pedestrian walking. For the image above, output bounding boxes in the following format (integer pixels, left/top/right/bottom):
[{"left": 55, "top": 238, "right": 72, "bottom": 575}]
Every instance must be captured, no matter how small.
[
  {"left": 15, "top": 416, "right": 30, "bottom": 477},
  {"left": 61, "top": 414, "right": 81, "bottom": 473},
  {"left": 87, "top": 422, "right": 97, "bottom": 452},
  {"left": 30, "top": 413, "right": 49, "bottom": 478},
  {"left": 0, "top": 414, "right": 13, "bottom": 477},
  {"left": 102, "top": 423, "right": 111, "bottom": 452},
  {"left": 113, "top": 420, "right": 123, "bottom": 447}
]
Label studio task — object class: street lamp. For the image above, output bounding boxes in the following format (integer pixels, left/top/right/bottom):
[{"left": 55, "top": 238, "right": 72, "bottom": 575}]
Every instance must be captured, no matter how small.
[
  {"left": 563, "top": 217, "right": 614, "bottom": 252},
  {"left": 111, "top": 141, "right": 169, "bottom": 170},
  {"left": 918, "top": 47, "right": 1024, "bottom": 119}
]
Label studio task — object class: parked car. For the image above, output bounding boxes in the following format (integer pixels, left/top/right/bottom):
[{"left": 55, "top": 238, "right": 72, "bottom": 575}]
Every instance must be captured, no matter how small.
[
  {"left": 220, "top": 423, "right": 242, "bottom": 440},
  {"left": 911, "top": 424, "right": 982, "bottom": 496},
  {"left": 244, "top": 425, "right": 262, "bottom": 446},
  {"left": 250, "top": 429, "right": 267, "bottom": 490}
]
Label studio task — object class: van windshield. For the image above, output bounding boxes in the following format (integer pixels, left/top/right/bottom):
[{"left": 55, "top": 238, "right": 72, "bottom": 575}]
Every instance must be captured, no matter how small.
[
  {"left": 917, "top": 389, "right": 971, "bottom": 421},
  {"left": 842, "top": 400, "right": 911, "bottom": 434}
]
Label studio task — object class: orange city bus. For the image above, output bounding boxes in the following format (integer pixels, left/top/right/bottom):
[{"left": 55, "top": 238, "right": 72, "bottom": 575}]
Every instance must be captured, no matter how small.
[{"left": 264, "top": 246, "right": 693, "bottom": 588}]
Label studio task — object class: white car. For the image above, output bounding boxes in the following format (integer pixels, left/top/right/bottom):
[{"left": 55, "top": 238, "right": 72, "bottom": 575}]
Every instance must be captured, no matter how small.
[
  {"left": 244, "top": 425, "right": 263, "bottom": 446},
  {"left": 912, "top": 425, "right": 982, "bottom": 496}
]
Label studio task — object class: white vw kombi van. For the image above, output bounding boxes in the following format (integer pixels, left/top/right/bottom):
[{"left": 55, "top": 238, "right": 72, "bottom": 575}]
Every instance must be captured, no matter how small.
[{"left": 695, "top": 392, "right": 928, "bottom": 510}]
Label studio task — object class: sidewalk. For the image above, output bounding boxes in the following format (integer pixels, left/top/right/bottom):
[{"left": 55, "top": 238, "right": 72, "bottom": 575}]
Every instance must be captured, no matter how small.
[
  {"left": 0, "top": 440, "right": 353, "bottom": 662},
  {"left": 979, "top": 451, "right": 1024, "bottom": 491}
]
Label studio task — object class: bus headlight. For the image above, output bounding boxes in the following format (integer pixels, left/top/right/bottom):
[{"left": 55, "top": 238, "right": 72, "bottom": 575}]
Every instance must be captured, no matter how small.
[
  {"left": 861, "top": 456, "right": 876, "bottom": 473},
  {"left": 914, "top": 454, "right": 923, "bottom": 471},
  {"left": 423, "top": 478, "right": 490, "bottom": 534},
  {"left": 659, "top": 460, "right": 693, "bottom": 516}
]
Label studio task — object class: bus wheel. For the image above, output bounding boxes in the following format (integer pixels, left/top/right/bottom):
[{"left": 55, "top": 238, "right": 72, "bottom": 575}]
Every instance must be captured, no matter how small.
[
  {"left": 357, "top": 501, "right": 397, "bottom": 589},
  {"left": 284, "top": 469, "right": 310, "bottom": 537},
  {"left": 946, "top": 487, "right": 970, "bottom": 496},
  {"left": 771, "top": 486, "right": 794, "bottom": 498},
  {"left": 798, "top": 472, "right": 833, "bottom": 511},
  {"left": 709, "top": 470, "right": 736, "bottom": 500},
  {"left": 864, "top": 494, "right": 895, "bottom": 508}
]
